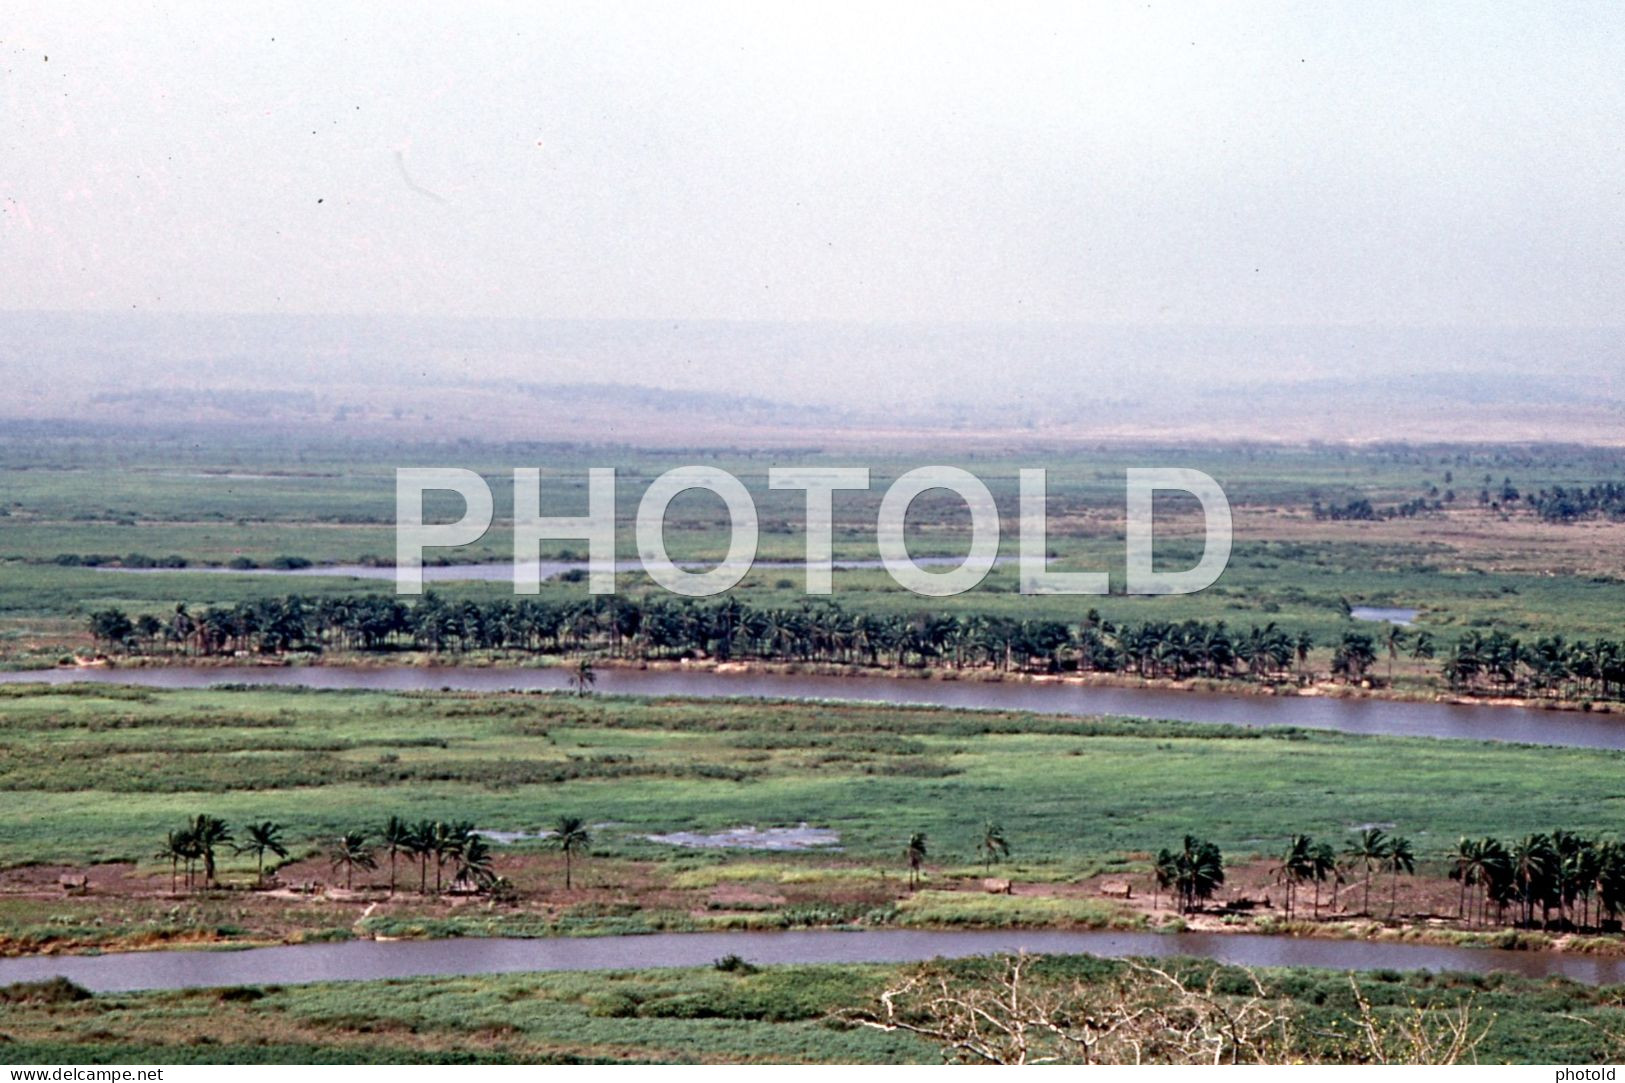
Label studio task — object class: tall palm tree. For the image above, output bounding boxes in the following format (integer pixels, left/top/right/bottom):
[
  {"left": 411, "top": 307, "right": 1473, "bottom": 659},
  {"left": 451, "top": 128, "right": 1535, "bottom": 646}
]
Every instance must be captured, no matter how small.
[
  {"left": 1385, "top": 836, "right": 1416, "bottom": 918},
  {"left": 430, "top": 821, "right": 471, "bottom": 895},
  {"left": 1409, "top": 631, "right": 1436, "bottom": 665},
  {"left": 977, "top": 822, "right": 1009, "bottom": 871},
  {"left": 1448, "top": 836, "right": 1479, "bottom": 921},
  {"left": 455, "top": 834, "right": 496, "bottom": 891},
  {"left": 189, "top": 814, "right": 233, "bottom": 888},
  {"left": 568, "top": 658, "right": 597, "bottom": 696},
  {"left": 1174, "top": 835, "right": 1225, "bottom": 913},
  {"left": 1271, "top": 835, "right": 1313, "bottom": 920},
  {"left": 408, "top": 819, "right": 436, "bottom": 894},
  {"left": 381, "top": 815, "right": 412, "bottom": 895},
  {"left": 1153, "top": 848, "right": 1179, "bottom": 911},
  {"left": 550, "top": 816, "right": 593, "bottom": 890},
  {"left": 905, "top": 831, "right": 929, "bottom": 892},
  {"left": 1293, "top": 630, "right": 1315, "bottom": 681},
  {"left": 1510, "top": 834, "right": 1557, "bottom": 927},
  {"left": 1476, "top": 837, "right": 1513, "bottom": 927},
  {"left": 236, "top": 821, "right": 288, "bottom": 884},
  {"left": 328, "top": 831, "right": 376, "bottom": 890},
  {"left": 1309, "top": 841, "right": 1337, "bottom": 918},
  {"left": 1344, "top": 828, "right": 1390, "bottom": 916},
  {"left": 1384, "top": 626, "right": 1408, "bottom": 687},
  {"left": 155, "top": 830, "right": 189, "bottom": 894}
]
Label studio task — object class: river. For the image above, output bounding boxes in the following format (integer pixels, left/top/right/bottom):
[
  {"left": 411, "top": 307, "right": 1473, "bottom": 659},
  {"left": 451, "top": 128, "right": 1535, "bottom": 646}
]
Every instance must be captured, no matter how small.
[
  {"left": 2, "top": 928, "right": 1621, "bottom": 993},
  {"left": 1, "top": 664, "right": 1618, "bottom": 749}
]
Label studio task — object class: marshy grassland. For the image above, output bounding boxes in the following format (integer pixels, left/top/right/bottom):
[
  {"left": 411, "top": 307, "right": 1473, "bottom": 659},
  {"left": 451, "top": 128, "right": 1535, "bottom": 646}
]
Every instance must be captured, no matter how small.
[
  {"left": 9, "top": 431, "right": 1625, "bottom": 1063},
  {"left": 4, "top": 684, "right": 1625, "bottom": 956},
  {"left": 7, "top": 435, "right": 1625, "bottom": 671}
]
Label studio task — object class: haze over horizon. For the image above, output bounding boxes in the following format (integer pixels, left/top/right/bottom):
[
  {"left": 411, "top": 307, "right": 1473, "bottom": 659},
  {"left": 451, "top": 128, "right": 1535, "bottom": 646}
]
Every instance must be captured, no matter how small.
[{"left": 5, "top": 3, "right": 1625, "bottom": 439}]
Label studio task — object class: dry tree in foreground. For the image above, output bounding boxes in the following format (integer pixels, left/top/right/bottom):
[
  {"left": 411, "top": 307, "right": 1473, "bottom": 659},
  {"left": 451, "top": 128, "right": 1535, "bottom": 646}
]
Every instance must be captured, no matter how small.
[{"left": 835, "top": 954, "right": 1492, "bottom": 1066}]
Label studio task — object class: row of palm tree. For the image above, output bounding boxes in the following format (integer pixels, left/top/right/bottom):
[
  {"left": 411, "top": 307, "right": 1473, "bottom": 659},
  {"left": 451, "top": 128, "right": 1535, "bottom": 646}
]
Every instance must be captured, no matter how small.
[
  {"left": 1194, "top": 827, "right": 1625, "bottom": 933},
  {"left": 89, "top": 596, "right": 1426, "bottom": 690},
  {"left": 1444, "top": 630, "right": 1625, "bottom": 700},
  {"left": 155, "top": 815, "right": 594, "bottom": 895},
  {"left": 1271, "top": 829, "right": 1415, "bottom": 920},
  {"left": 1447, "top": 831, "right": 1625, "bottom": 930}
]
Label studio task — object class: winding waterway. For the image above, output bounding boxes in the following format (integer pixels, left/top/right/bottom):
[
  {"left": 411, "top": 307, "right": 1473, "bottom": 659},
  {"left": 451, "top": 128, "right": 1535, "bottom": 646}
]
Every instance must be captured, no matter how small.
[
  {"left": 1, "top": 664, "right": 1618, "bottom": 749},
  {"left": 3, "top": 928, "right": 1622, "bottom": 993}
]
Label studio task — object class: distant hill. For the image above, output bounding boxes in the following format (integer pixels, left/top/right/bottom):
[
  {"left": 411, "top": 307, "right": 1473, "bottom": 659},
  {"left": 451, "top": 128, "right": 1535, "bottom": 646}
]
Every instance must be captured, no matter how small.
[{"left": 1, "top": 311, "right": 1621, "bottom": 445}]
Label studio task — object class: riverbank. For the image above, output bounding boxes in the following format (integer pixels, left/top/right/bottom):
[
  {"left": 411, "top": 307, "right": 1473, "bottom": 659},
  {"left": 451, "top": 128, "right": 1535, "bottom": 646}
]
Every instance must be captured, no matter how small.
[
  {"left": 22, "top": 649, "right": 1618, "bottom": 717},
  {"left": 8, "top": 850, "right": 1625, "bottom": 969},
  {"left": 9, "top": 942, "right": 1625, "bottom": 1064}
]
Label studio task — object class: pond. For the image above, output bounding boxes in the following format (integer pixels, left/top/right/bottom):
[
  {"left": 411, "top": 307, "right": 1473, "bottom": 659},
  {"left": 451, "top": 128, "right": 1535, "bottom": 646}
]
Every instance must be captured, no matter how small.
[{"left": 1349, "top": 606, "right": 1419, "bottom": 626}]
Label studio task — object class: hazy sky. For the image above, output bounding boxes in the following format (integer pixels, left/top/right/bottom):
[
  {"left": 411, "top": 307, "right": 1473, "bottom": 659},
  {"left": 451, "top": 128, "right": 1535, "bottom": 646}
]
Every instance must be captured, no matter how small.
[{"left": 5, "top": 2, "right": 1624, "bottom": 326}]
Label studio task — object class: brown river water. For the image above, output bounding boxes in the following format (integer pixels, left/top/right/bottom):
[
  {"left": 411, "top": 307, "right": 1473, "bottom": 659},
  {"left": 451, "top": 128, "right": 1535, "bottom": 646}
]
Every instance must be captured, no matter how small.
[
  {"left": 0, "top": 663, "right": 1618, "bottom": 748},
  {"left": 3, "top": 928, "right": 1625, "bottom": 993}
]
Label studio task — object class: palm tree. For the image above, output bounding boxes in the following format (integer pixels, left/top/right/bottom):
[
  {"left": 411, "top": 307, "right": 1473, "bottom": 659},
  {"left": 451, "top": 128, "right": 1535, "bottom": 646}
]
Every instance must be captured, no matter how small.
[
  {"left": 430, "top": 821, "right": 471, "bottom": 895},
  {"left": 1384, "top": 626, "right": 1408, "bottom": 686},
  {"left": 1448, "top": 836, "right": 1479, "bottom": 921},
  {"left": 1309, "top": 841, "right": 1337, "bottom": 918},
  {"left": 409, "top": 819, "right": 436, "bottom": 894},
  {"left": 455, "top": 834, "right": 496, "bottom": 891},
  {"left": 1409, "top": 631, "right": 1436, "bottom": 665},
  {"left": 1173, "top": 835, "right": 1225, "bottom": 913},
  {"left": 155, "top": 830, "right": 189, "bottom": 894},
  {"left": 905, "top": 831, "right": 929, "bottom": 891},
  {"left": 1271, "top": 835, "right": 1312, "bottom": 920},
  {"left": 549, "top": 816, "right": 592, "bottom": 890},
  {"left": 568, "top": 658, "right": 597, "bottom": 696},
  {"left": 236, "top": 821, "right": 288, "bottom": 884},
  {"left": 328, "top": 831, "right": 376, "bottom": 890},
  {"left": 1344, "top": 828, "right": 1390, "bottom": 916},
  {"left": 1511, "top": 834, "right": 1557, "bottom": 927},
  {"left": 1385, "top": 836, "right": 1416, "bottom": 918},
  {"left": 1332, "top": 632, "right": 1378, "bottom": 683},
  {"left": 1153, "top": 848, "right": 1179, "bottom": 911},
  {"left": 977, "top": 822, "right": 1009, "bottom": 871},
  {"left": 381, "top": 815, "right": 412, "bottom": 895},
  {"left": 189, "top": 814, "right": 233, "bottom": 888},
  {"left": 1475, "top": 837, "right": 1513, "bottom": 926},
  {"left": 1293, "top": 630, "right": 1315, "bottom": 680}
]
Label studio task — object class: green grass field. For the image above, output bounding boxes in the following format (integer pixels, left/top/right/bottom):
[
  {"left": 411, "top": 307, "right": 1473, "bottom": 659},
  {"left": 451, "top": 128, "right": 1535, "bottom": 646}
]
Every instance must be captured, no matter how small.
[
  {"left": 5, "top": 684, "right": 1624, "bottom": 871},
  {"left": 6, "top": 434, "right": 1625, "bottom": 667}
]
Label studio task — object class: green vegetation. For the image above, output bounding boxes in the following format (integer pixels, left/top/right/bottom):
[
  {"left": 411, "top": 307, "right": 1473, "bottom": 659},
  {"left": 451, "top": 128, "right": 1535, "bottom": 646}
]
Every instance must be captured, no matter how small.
[
  {"left": 11, "top": 437, "right": 1625, "bottom": 676},
  {"left": 9, "top": 434, "right": 1625, "bottom": 1062},
  {"left": 10, "top": 684, "right": 1625, "bottom": 871},
  {"left": 76, "top": 591, "right": 1625, "bottom": 707},
  {"left": 3, "top": 955, "right": 1625, "bottom": 1064},
  {"left": 7, "top": 686, "right": 1625, "bottom": 958}
]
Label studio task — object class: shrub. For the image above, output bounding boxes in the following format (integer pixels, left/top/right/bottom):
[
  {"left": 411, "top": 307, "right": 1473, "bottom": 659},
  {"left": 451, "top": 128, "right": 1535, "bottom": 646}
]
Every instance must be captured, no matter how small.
[{"left": 0, "top": 977, "right": 92, "bottom": 1005}]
